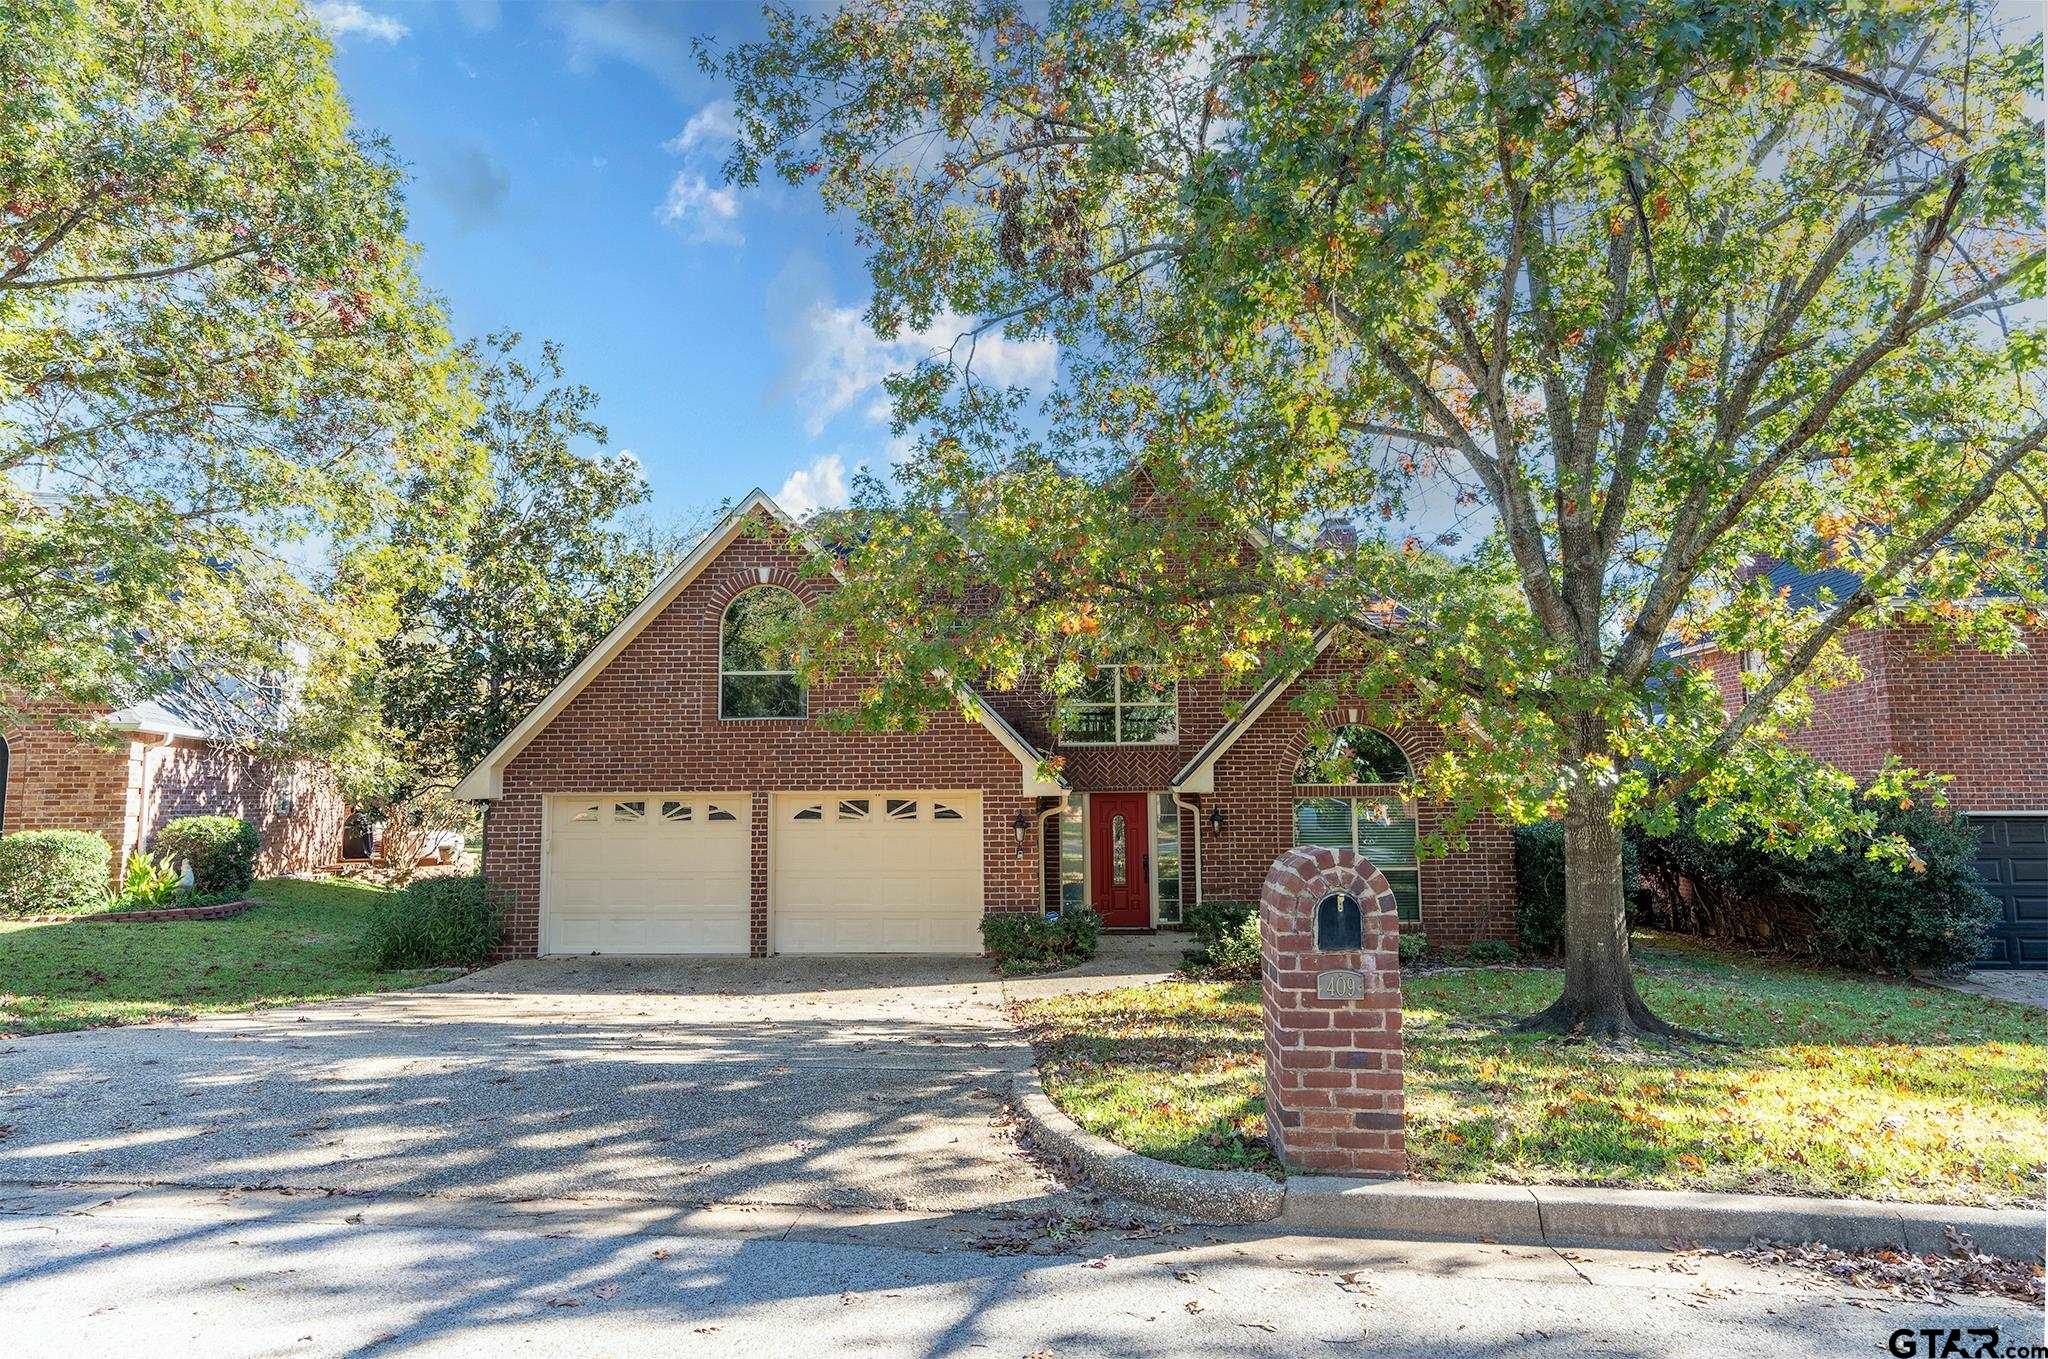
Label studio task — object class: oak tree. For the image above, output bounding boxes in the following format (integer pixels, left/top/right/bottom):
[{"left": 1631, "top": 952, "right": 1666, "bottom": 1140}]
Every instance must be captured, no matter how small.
[
  {"left": 1, "top": 0, "right": 479, "bottom": 757},
  {"left": 720, "top": 0, "right": 2043, "bottom": 1037}
]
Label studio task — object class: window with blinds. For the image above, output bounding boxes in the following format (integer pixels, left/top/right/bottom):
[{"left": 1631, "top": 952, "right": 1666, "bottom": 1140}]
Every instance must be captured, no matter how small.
[{"left": 1292, "top": 796, "right": 1421, "bottom": 922}]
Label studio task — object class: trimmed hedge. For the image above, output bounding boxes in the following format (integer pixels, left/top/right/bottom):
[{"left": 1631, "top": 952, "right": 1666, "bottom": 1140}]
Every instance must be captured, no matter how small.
[
  {"left": 155, "top": 816, "right": 261, "bottom": 894},
  {"left": 1511, "top": 821, "right": 1643, "bottom": 959},
  {"left": 1636, "top": 794, "right": 1996, "bottom": 976},
  {"left": 0, "top": 830, "right": 111, "bottom": 917},
  {"left": 367, "top": 875, "right": 502, "bottom": 969},
  {"left": 981, "top": 907, "right": 1101, "bottom": 973}
]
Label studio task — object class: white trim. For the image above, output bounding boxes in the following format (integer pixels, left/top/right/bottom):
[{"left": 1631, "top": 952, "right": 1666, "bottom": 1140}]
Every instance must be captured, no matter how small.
[
  {"left": 1169, "top": 627, "right": 1342, "bottom": 793},
  {"left": 454, "top": 489, "right": 1064, "bottom": 799}
]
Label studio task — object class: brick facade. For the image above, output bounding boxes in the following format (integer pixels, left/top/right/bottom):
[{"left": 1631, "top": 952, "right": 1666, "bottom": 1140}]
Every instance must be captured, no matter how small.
[
  {"left": 486, "top": 514, "right": 1044, "bottom": 960},
  {"left": 2, "top": 704, "right": 342, "bottom": 883},
  {"left": 1192, "top": 647, "right": 1517, "bottom": 951},
  {"left": 0, "top": 703, "right": 136, "bottom": 869},
  {"left": 1700, "top": 622, "right": 2048, "bottom": 813},
  {"left": 478, "top": 504, "right": 1519, "bottom": 958},
  {"left": 146, "top": 740, "right": 346, "bottom": 878}
]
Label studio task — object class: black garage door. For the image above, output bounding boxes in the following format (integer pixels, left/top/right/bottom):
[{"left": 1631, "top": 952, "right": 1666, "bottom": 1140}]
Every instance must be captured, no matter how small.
[{"left": 1973, "top": 816, "right": 2047, "bottom": 968}]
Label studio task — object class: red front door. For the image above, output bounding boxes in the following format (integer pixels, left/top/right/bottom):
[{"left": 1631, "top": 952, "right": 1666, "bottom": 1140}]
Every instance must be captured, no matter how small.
[{"left": 1090, "top": 793, "right": 1151, "bottom": 928}]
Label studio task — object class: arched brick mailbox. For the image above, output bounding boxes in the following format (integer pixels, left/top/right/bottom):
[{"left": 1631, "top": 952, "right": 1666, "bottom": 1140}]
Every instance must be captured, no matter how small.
[{"left": 1260, "top": 845, "right": 1406, "bottom": 1176}]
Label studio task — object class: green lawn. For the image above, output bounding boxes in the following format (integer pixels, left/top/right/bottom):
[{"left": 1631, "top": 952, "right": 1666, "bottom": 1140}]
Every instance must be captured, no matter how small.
[
  {"left": 1017, "top": 936, "right": 2047, "bottom": 1207},
  {"left": 0, "top": 877, "right": 465, "bottom": 1036}
]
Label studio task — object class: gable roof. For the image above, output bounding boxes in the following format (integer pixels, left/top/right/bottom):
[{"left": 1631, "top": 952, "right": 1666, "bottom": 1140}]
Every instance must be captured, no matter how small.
[
  {"left": 1169, "top": 627, "right": 1342, "bottom": 794},
  {"left": 452, "top": 488, "right": 1064, "bottom": 801}
]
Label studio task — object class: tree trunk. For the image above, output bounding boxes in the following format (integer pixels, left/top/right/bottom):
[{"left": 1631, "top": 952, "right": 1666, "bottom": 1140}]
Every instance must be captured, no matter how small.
[{"left": 1515, "top": 781, "right": 1694, "bottom": 1041}]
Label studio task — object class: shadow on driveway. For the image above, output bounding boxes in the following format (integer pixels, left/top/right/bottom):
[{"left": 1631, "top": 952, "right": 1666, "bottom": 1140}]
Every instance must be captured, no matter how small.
[{"left": 0, "top": 955, "right": 1063, "bottom": 1213}]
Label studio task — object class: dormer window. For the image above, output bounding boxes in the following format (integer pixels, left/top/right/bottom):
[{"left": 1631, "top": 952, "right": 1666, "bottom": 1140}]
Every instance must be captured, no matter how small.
[
  {"left": 721, "top": 586, "right": 807, "bottom": 719},
  {"left": 1059, "top": 666, "right": 1178, "bottom": 745}
]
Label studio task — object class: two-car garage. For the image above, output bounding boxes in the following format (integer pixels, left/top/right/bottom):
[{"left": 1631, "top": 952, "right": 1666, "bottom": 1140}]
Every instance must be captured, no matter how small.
[{"left": 543, "top": 791, "right": 984, "bottom": 956}]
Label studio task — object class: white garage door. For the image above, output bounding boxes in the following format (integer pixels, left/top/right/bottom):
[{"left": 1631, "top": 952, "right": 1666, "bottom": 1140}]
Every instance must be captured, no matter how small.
[
  {"left": 774, "top": 792, "right": 983, "bottom": 953},
  {"left": 545, "top": 795, "right": 751, "bottom": 954}
]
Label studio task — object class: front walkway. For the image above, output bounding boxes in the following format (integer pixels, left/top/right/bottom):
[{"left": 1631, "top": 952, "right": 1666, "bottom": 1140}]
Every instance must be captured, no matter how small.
[{"left": 1926, "top": 969, "right": 2048, "bottom": 1011}]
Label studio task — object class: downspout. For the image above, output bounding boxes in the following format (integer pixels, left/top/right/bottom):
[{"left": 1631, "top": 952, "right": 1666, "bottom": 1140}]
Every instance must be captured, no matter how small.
[
  {"left": 1172, "top": 792, "right": 1203, "bottom": 912},
  {"left": 1035, "top": 801, "right": 1063, "bottom": 914}
]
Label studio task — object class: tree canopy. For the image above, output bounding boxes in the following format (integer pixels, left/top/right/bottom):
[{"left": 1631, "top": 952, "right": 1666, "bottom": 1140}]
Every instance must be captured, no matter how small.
[
  {"left": 378, "top": 331, "right": 678, "bottom": 790},
  {"left": 720, "top": 0, "right": 2044, "bottom": 1035},
  {"left": 0, "top": 0, "right": 479, "bottom": 758}
]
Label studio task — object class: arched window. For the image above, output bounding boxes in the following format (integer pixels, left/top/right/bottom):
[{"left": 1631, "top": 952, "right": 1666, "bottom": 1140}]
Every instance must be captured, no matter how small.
[
  {"left": 1293, "top": 725, "right": 1411, "bottom": 785},
  {"left": 720, "top": 586, "right": 806, "bottom": 719},
  {"left": 1292, "top": 727, "right": 1419, "bottom": 923}
]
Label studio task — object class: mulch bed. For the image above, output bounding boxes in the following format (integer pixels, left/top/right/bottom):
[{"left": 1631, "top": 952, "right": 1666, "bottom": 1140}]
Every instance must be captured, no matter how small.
[{"left": 7, "top": 898, "right": 259, "bottom": 925}]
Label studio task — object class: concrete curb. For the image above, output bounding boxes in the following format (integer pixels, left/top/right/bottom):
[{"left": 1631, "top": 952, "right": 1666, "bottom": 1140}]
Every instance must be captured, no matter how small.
[
  {"left": 1008, "top": 1072, "right": 1283, "bottom": 1224},
  {"left": 1281, "top": 1179, "right": 2045, "bottom": 1262},
  {"left": 1010, "top": 1073, "right": 2044, "bottom": 1259}
]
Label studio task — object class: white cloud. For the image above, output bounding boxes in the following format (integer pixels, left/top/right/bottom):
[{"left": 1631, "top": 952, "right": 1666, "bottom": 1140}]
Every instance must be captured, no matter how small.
[
  {"left": 658, "top": 171, "right": 743, "bottom": 245},
  {"left": 783, "top": 302, "right": 1058, "bottom": 438},
  {"left": 313, "top": 1, "right": 408, "bottom": 42},
  {"left": 777, "top": 453, "right": 850, "bottom": 519},
  {"left": 667, "top": 99, "right": 737, "bottom": 155},
  {"left": 656, "top": 99, "right": 746, "bottom": 245},
  {"left": 552, "top": 2, "right": 697, "bottom": 95}
]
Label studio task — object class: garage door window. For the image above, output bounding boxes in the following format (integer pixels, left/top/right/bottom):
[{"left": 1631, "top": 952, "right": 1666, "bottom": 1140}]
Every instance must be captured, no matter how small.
[{"left": 721, "top": 586, "right": 807, "bottom": 719}]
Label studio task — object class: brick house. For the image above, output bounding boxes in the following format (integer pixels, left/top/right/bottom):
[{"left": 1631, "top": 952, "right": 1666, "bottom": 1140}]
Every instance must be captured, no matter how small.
[
  {"left": 1687, "top": 561, "right": 2047, "bottom": 968},
  {"left": 1, "top": 697, "right": 346, "bottom": 884},
  {"left": 457, "top": 489, "right": 1516, "bottom": 960}
]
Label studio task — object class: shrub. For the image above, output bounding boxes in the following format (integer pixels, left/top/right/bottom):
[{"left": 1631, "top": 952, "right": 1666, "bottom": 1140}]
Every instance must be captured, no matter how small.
[
  {"left": 117, "top": 850, "right": 184, "bottom": 910},
  {"left": 1512, "top": 821, "right": 1644, "bottom": 959},
  {"left": 0, "top": 830, "right": 112, "bottom": 917},
  {"left": 155, "top": 816, "right": 261, "bottom": 895},
  {"left": 1197, "top": 914, "right": 1263, "bottom": 980},
  {"left": 981, "top": 907, "right": 1101, "bottom": 973},
  {"left": 1466, "top": 939, "right": 1519, "bottom": 965},
  {"left": 1181, "top": 899, "right": 1259, "bottom": 974},
  {"left": 1636, "top": 793, "right": 1996, "bottom": 976},
  {"left": 1397, "top": 929, "right": 1427, "bottom": 969},
  {"left": 1186, "top": 898, "right": 1257, "bottom": 946},
  {"left": 367, "top": 875, "right": 502, "bottom": 969}
]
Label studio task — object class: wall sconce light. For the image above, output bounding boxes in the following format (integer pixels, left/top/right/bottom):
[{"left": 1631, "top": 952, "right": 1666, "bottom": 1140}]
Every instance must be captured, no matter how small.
[
  {"left": 1012, "top": 811, "right": 1032, "bottom": 850},
  {"left": 1207, "top": 806, "right": 1227, "bottom": 835}
]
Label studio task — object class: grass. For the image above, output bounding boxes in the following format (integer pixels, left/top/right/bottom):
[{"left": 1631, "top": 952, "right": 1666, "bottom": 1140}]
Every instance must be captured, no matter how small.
[
  {"left": 0, "top": 877, "right": 466, "bottom": 1036},
  {"left": 1016, "top": 935, "right": 2047, "bottom": 1207}
]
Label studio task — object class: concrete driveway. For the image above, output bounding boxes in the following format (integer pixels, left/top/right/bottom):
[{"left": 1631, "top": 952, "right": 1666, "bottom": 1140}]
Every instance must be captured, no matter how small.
[{"left": 0, "top": 956, "right": 1069, "bottom": 1212}]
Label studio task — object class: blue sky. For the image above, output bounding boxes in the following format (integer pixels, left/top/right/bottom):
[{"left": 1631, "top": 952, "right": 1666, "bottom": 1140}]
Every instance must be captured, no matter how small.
[{"left": 316, "top": 0, "right": 1055, "bottom": 526}]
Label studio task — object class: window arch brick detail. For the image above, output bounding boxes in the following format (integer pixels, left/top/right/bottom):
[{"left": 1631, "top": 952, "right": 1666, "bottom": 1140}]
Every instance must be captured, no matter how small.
[{"left": 1202, "top": 647, "right": 1516, "bottom": 951}]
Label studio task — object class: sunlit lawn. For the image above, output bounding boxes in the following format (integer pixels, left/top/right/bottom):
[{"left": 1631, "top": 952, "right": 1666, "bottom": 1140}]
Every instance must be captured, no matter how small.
[
  {"left": 1017, "top": 936, "right": 2046, "bottom": 1206},
  {"left": 0, "top": 877, "right": 463, "bottom": 1036}
]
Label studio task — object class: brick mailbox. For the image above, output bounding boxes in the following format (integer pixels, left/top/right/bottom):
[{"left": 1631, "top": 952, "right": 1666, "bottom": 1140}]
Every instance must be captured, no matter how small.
[{"left": 1260, "top": 845, "right": 1406, "bottom": 1176}]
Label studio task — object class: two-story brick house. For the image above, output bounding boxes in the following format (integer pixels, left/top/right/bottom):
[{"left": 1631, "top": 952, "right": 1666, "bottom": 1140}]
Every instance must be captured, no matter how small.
[
  {"left": 1687, "top": 560, "right": 2047, "bottom": 968},
  {"left": 456, "top": 489, "right": 1517, "bottom": 959}
]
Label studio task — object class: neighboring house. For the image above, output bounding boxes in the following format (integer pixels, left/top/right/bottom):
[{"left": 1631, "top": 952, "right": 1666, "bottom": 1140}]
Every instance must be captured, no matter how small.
[
  {"left": 1688, "top": 560, "right": 2047, "bottom": 968},
  {"left": 1, "top": 696, "right": 346, "bottom": 883},
  {"left": 455, "top": 489, "right": 1517, "bottom": 960}
]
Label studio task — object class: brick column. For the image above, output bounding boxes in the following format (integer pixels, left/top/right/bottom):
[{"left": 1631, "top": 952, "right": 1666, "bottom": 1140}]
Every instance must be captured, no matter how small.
[
  {"left": 749, "top": 790, "right": 770, "bottom": 957},
  {"left": 1260, "top": 845, "right": 1406, "bottom": 1176}
]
